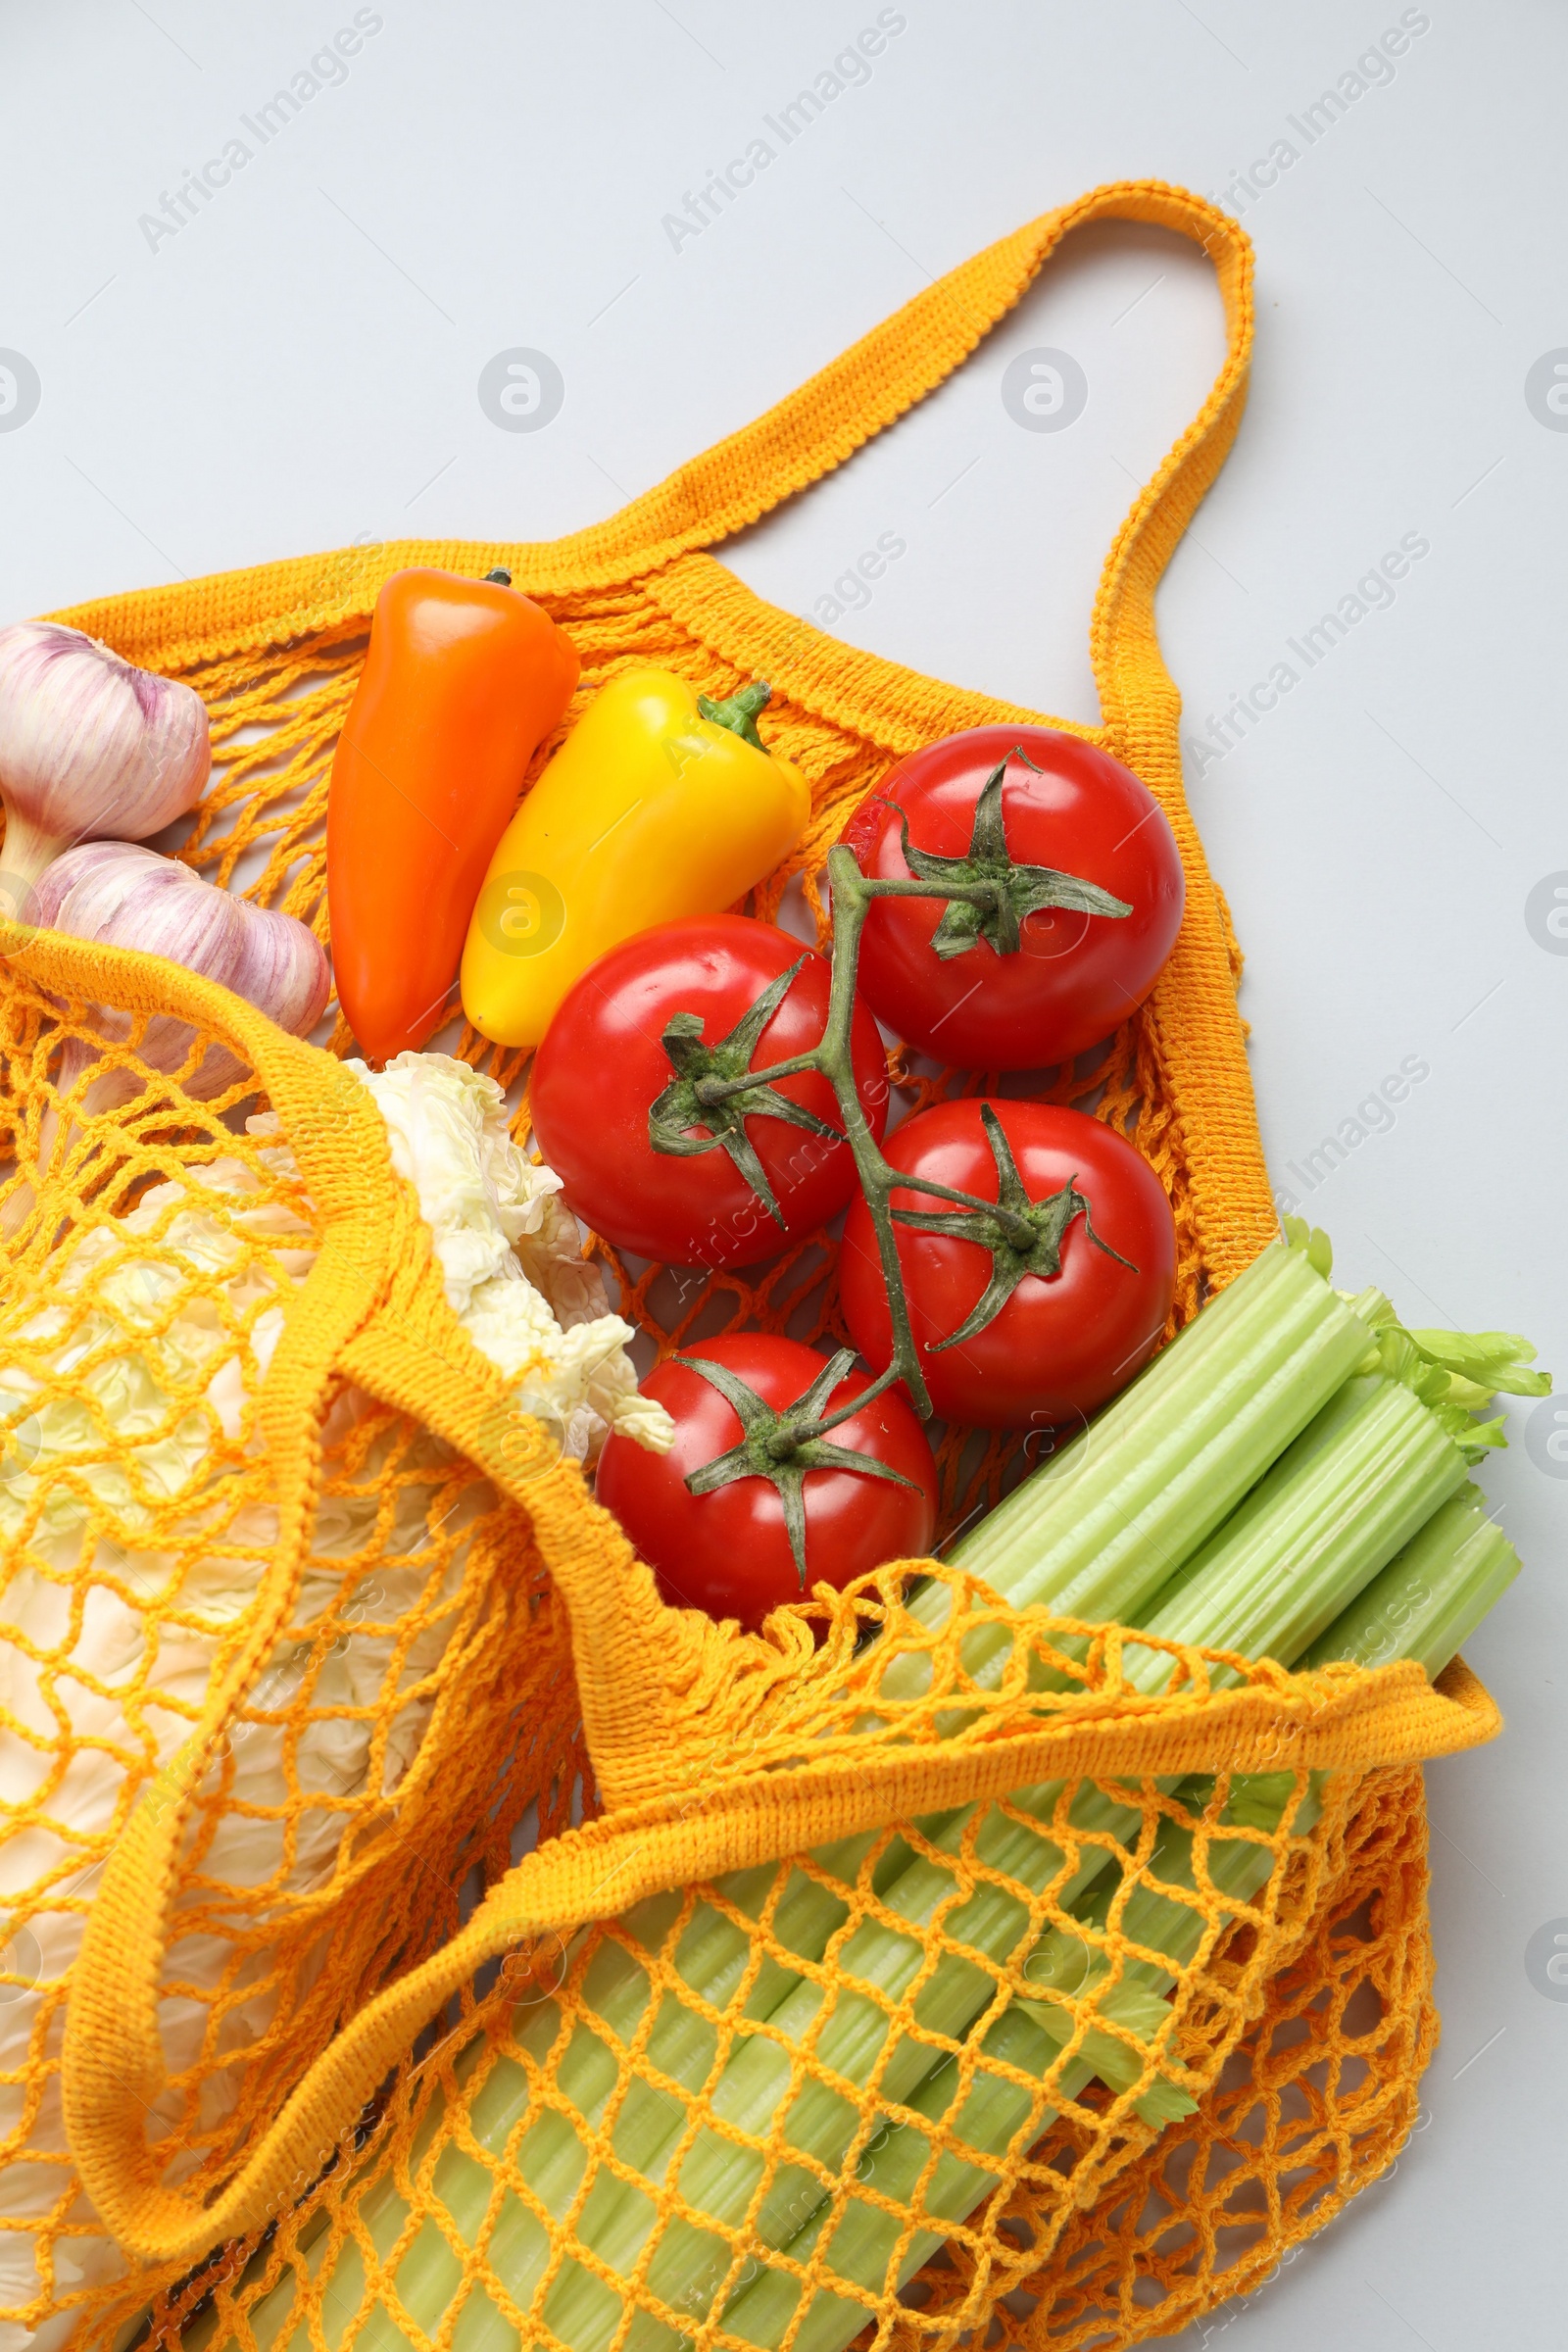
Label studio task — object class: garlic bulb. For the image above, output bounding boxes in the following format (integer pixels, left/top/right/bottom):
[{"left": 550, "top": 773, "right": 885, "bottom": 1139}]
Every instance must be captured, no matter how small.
[
  {"left": 32, "top": 840, "right": 329, "bottom": 1109},
  {"left": 0, "top": 622, "right": 210, "bottom": 910}
]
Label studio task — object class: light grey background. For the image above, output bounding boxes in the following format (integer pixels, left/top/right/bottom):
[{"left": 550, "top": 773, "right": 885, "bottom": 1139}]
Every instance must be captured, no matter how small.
[{"left": 2, "top": 2, "right": 1563, "bottom": 2342}]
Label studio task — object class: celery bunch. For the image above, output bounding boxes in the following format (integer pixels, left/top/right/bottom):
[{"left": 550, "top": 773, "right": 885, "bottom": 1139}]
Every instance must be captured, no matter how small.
[{"left": 716, "top": 1487, "right": 1522, "bottom": 2352}]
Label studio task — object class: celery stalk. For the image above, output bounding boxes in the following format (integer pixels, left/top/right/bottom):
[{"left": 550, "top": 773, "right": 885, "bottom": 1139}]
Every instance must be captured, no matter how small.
[
  {"left": 714, "top": 2006, "right": 1098, "bottom": 2352},
  {"left": 1122, "top": 1368, "right": 1468, "bottom": 1688},
  {"left": 522, "top": 1274, "right": 1402, "bottom": 2348},
  {"left": 1302, "top": 1483, "right": 1519, "bottom": 1677},
  {"left": 596, "top": 1374, "right": 1477, "bottom": 2352},
  {"left": 946, "top": 1489, "right": 1520, "bottom": 2127},
  {"left": 363, "top": 1844, "right": 907, "bottom": 2341},
  {"left": 207, "top": 1852, "right": 884, "bottom": 2352}
]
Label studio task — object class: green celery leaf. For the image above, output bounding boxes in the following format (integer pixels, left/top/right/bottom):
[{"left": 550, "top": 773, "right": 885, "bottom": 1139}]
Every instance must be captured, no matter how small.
[
  {"left": 1283, "top": 1216, "right": 1334, "bottom": 1278},
  {"left": 1406, "top": 1327, "right": 1551, "bottom": 1396}
]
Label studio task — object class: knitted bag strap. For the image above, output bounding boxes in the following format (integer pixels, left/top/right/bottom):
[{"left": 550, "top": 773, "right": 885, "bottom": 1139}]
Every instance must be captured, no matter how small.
[
  {"left": 44, "top": 178, "right": 1251, "bottom": 750},
  {"left": 67, "top": 1410, "right": 1500, "bottom": 2273},
  {"left": 529, "top": 175, "right": 1254, "bottom": 743}
]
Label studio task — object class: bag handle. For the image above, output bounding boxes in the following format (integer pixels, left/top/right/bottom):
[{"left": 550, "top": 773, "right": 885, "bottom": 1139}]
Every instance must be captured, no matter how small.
[
  {"left": 46, "top": 183, "right": 1250, "bottom": 741},
  {"left": 538, "top": 177, "right": 1253, "bottom": 736}
]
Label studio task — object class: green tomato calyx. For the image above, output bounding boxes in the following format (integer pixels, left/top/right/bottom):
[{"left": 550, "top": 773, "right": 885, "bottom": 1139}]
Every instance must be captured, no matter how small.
[
  {"left": 648, "top": 954, "right": 842, "bottom": 1227},
  {"left": 893, "top": 747, "right": 1133, "bottom": 960},
  {"left": 675, "top": 1348, "right": 921, "bottom": 1588},
  {"left": 893, "top": 1102, "right": 1137, "bottom": 1352}
]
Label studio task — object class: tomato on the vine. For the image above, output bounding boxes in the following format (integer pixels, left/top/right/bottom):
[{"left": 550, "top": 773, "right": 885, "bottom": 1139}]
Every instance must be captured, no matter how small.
[
  {"left": 838, "top": 1099, "right": 1175, "bottom": 1430},
  {"left": 595, "top": 1335, "right": 938, "bottom": 1630},
  {"left": 840, "top": 726, "right": 1184, "bottom": 1069},
  {"left": 528, "top": 914, "right": 888, "bottom": 1267}
]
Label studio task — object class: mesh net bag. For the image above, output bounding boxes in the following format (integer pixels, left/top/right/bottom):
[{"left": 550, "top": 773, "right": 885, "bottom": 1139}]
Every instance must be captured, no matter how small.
[{"left": 0, "top": 181, "right": 1499, "bottom": 2349}]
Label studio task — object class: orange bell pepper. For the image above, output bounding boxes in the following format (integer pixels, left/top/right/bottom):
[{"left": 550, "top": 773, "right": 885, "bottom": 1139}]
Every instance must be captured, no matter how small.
[{"left": 327, "top": 566, "right": 578, "bottom": 1061}]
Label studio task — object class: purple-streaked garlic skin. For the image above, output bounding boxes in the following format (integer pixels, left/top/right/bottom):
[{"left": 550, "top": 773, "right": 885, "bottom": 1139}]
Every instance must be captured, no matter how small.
[
  {"left": 0, "top": 623, "right": 211, "bottom": 892},
  {"left": 34, "top": 841, "right": 330, "bottom": 1106}
]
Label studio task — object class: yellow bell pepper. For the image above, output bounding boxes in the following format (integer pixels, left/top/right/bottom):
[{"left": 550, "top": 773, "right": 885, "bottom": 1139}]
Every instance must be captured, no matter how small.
[{"left": 460, "top": 666, "right": 810, "bottom": 1050}]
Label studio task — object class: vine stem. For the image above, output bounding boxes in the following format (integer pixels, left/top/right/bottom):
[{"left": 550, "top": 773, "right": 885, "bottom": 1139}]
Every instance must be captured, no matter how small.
[{"left": 744, "top": 845, "right": 1012, "bottom": 1434}]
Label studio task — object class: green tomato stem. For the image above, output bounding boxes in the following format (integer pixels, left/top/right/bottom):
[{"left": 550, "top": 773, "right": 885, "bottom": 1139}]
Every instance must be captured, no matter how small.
[{"left": 651, "top": 821, "right": 1119, "bottom": 1438}]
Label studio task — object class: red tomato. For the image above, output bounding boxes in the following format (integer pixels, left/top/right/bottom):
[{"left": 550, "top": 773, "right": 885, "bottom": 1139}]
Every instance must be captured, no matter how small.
[
  {"left": 838, "top": 1099, "right": 1175, "bottom": 1430},
  {"left": 841, "top": 726, "right": 1184, "bottom": 1069},
  {"left": 529, "top": 915, "right": 887, "bottom": 1267},
  {"left": 596, "top": 1335, "right": 938, "bottom": 1629}
]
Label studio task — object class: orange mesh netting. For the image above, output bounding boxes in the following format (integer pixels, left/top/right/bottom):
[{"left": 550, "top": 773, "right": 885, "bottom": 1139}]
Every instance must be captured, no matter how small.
[
  {"left": 0, "top": 946, "right": 577, "bottom": 2348},
  {"left": 66, "top": 1558, "right": 1491, "bottom": 2352},
  {"left": 0, "top": 182, "right": 1494, "bottom": 2350}
]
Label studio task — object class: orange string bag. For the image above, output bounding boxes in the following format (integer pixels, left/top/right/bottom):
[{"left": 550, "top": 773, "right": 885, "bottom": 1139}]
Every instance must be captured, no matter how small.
[{"left": 0, "top": 182, "right": 1498, "bottom": 2352}]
